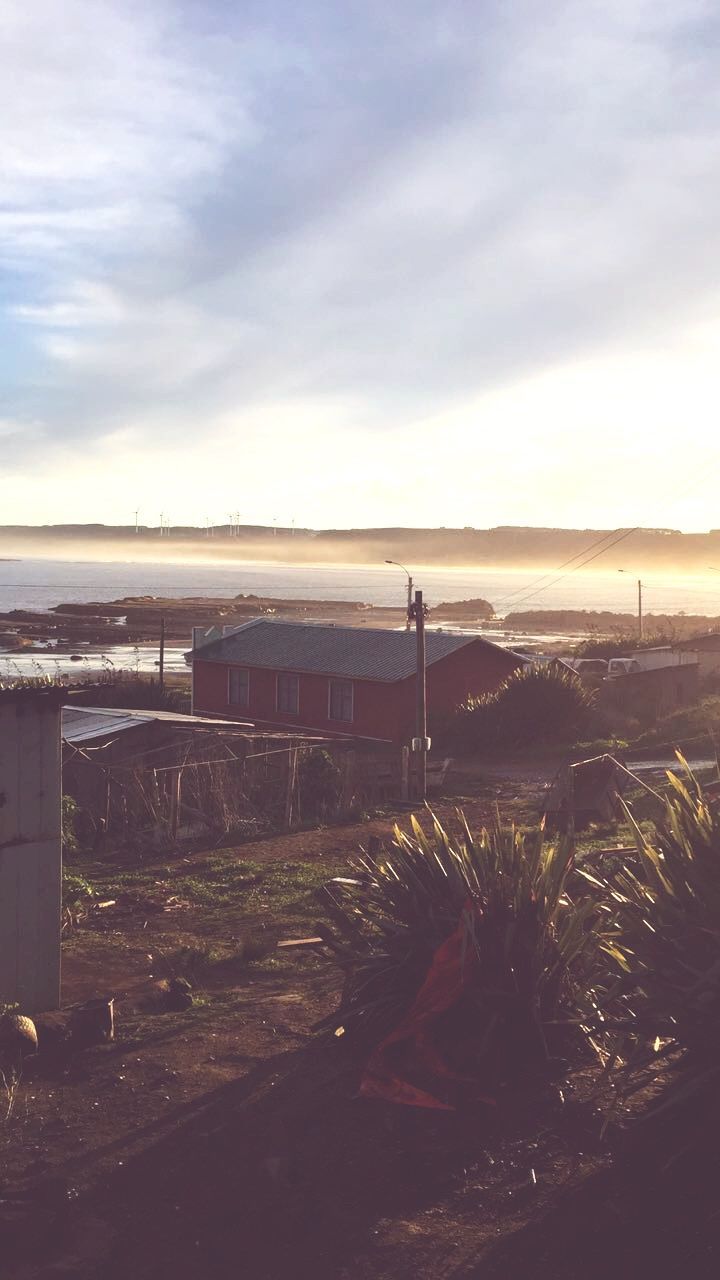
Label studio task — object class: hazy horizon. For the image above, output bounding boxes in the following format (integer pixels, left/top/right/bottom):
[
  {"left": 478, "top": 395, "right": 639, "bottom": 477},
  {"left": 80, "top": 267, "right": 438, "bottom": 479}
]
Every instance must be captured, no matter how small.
[{"left": 4, "top": 524, "right": 720, "bottom": 578}]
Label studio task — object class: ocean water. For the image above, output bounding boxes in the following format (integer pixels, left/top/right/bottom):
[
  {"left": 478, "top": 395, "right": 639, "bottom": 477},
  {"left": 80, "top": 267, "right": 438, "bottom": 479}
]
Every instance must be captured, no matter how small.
[
  {"left": 2, "top": 556, "right": 720, "bottom": 617},
  {"left": 2, "top": 557, "right": 720, "bottom": 680}
]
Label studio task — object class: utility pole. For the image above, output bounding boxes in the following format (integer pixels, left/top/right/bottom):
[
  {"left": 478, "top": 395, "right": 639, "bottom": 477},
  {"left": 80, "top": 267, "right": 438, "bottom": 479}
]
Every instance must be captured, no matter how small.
[
  {"left": 385, "top": 560, "right": 413, "bottom": 630},
  {"left": 619, "top": 569, "right": 644, "bottom": 642},
  {"left": 411, "top": 588, "right": 428, "bottom": 802},
  {"left": 134, "top": 509, "right": 139, "bottom": 535},
  {"left": 159, "top": 512, "right": 164, "bottom": 537},
  {"left": 159, "top": 615, "right": 165, "bottom": 691}
]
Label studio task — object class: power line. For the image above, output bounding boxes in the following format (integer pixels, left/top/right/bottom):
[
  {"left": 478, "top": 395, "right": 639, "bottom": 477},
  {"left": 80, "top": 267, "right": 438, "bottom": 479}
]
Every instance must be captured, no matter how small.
[
  {"left": 490, "top": 448, "right": 720, "bottom": 616},
  {"left": 498, "top": 526, "right": 641, "bottom": 613},
  {"left": 492, "top": 527, "right": 637, "bottom": 609}
]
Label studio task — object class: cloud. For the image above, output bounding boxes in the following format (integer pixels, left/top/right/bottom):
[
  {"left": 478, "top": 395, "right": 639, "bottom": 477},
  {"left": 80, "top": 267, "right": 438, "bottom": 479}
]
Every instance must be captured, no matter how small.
[{"left": 3, "top": 0, "right": 720, "bottom": 525}]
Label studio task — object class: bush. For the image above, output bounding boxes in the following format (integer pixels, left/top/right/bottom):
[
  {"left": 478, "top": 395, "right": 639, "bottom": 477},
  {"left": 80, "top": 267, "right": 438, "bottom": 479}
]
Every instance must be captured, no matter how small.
[
  {"left": 69, "top": 677, "right": 184, "bottom": 711},
  {"left": 630, "top": 695, "right": 720, "bottom": 750},
  {"left": 62, "top": 794, "right": 79, "bottom": 852},
  {"left": 319, "top": 814, "right": 609, "bottom": 1087},
  {"left": 454, "top": 663, "right": 597, "bottom": 752},
  {"left": 602, "top": 762, "right": 720, "bottom": 1140},
  {"left": 62, "top": 867, "right": 96, "bottom": 931}
]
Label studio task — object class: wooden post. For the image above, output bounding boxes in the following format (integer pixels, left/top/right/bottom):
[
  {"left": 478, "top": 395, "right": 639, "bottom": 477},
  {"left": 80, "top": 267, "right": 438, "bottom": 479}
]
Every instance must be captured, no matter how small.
[
  {"left": 340, "top": 748, "right": 356, "bottom": 813},
  {"left": 159, "top": 615, "right": 165, "bottom": 691},
  {"left": 284, "top": 748, "right": 298, "bottom": 829},
  {"left": 400, "top": 745, "right": 410, "bottom": 801},
  {"left": 169, "top": 767, "right": 182, "bottom": 839},
  {"left": 415, "top": 588, "right": 427, "bottom": 802}
]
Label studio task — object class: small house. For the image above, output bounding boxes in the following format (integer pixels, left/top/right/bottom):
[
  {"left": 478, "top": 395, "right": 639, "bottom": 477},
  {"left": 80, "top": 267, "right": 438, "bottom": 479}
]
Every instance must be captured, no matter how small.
[{"left": 188, "top": 619, "right": 522, "bottom": 744}]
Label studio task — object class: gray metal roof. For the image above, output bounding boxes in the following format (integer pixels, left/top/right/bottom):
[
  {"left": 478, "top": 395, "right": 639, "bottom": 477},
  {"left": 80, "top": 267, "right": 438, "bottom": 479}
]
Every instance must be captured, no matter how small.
[
  {"left": 189, "top": 618, "right": 496, "bottom": 682},
  {"left": 62, "top": 705, "right": 251, "bottom": 744}
]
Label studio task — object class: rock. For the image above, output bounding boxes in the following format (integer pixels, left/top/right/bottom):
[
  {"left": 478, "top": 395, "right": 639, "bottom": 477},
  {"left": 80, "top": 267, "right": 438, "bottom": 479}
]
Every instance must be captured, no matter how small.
[
  {"left": 152, "top": 978, "right": 194, "bottom": 1012},
  {"left": 0, "top": 1011, "right": 39, "bottom": 1055}
]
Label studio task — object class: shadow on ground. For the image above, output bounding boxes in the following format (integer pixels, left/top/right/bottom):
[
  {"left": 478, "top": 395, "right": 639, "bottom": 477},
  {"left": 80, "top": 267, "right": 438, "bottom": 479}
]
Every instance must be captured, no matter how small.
[{"left": 7, "top": 1036, "right": 720, "bottom": 1280}]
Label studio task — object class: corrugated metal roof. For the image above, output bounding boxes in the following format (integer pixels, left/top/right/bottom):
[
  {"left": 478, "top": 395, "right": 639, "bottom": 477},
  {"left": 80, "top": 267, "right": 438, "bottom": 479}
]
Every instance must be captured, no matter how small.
[
  {"left": 189, "top": 617, "right": 491, "bottom": 682},
  {"left": 62, "top": 705, "right": 251, "bottom": 744}
]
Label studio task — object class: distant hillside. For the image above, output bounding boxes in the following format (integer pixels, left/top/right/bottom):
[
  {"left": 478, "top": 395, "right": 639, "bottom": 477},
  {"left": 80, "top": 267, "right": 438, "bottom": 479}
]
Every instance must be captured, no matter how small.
[
  {"left": 1, "top": 523, "right": 720, "bottom": 571},
  {"left": 504, "top": 610, "right": 720, "bottom": 638}
]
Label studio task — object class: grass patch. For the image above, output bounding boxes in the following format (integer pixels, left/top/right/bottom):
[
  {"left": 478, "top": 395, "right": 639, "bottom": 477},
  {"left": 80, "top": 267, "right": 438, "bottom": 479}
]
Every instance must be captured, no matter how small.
[{"left": 64, "top": 851, "right": 346, "bottom": 936}]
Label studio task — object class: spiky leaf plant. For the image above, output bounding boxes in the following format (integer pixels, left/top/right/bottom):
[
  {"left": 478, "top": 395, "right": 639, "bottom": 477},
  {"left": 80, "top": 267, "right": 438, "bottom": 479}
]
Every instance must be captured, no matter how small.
[
  {"left": 601, "top": 759, "right": 720, "bottom": 1142},
  {"left": 319, "top": 813, "right": 608, "bottom": 1084}
]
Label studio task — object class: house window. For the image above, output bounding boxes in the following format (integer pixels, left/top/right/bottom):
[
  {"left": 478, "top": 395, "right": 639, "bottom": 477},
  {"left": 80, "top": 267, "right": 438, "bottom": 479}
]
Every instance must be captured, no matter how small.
[
  {"left": 329, "top": 678, "right": 354, "bottom": 723},
  {"left": 277, "top": 672, "right": 300, "bottom": 715},
  {"left": 228, "top": 667, "right": 250, "bottom": 708}
]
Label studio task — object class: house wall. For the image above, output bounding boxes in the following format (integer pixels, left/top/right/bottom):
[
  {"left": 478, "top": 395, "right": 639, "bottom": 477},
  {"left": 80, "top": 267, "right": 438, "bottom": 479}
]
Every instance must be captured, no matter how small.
[
  {"left": 671, "top": 642, "right": 720, "bottom": 679},
  {"left": 600, "top": 661, "right": 699, "bottom": 720},
  {"left": 192, "top": 639, "right": 520, "bottom": 743},
  {"left": 0, "top": 691, "right": 62, "bottom": 1012}
]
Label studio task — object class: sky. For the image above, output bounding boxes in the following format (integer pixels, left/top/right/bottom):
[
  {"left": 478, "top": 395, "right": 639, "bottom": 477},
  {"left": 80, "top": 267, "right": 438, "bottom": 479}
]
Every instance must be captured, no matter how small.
[{"left": 2, "top": 0, "right": 720, "bottom": 531}]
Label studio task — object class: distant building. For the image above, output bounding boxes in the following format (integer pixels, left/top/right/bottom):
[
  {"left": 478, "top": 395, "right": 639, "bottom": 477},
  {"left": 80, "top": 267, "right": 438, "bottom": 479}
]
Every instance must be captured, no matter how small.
[
  {"left": 627, "top": 646, "right": 697, "bottom": 672},
  {"left": 671, "top": 633, "right": 720, "bottom": 679},
  {"left": 600, "top": 661, "right": 699, "bottom": 719},
  {"left": 187, "top": 618, "right": 522, "bottom": 743}
]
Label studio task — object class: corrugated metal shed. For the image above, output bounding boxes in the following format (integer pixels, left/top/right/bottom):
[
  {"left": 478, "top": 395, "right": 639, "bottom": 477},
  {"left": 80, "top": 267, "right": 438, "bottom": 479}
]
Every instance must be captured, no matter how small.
[
  {"left": 188, "top": 617, "right": 492, "bottom": 682},
  {"left": 62, "top": 705, "right": 251, "bottom": 745}
]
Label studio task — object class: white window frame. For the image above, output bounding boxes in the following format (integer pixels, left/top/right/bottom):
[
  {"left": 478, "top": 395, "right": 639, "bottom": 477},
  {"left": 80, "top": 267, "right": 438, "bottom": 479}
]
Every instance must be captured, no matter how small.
[
  {"left": 328, "top": 677, "right": 354, "bottom": 723},
  {"left": 228, "top": 666, "right": 250, "bottom": 708},
  {"left": 276, "top": 671, "right": 300, "bottom": 715}
]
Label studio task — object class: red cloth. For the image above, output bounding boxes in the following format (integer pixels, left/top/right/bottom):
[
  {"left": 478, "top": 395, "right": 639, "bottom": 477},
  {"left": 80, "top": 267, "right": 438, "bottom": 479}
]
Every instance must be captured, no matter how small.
[{"left": 359, "top": 907, "right": 497, "bottom": 1110}]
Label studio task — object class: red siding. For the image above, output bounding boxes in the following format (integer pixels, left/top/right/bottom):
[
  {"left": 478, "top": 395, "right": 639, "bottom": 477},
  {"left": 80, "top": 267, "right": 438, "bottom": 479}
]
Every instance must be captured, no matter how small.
[{"left": 192, "top": 639, "right": 520, "bottom": 744}]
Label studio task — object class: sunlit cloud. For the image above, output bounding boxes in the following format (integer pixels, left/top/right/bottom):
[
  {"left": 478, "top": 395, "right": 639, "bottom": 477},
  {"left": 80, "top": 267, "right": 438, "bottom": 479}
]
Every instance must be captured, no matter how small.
[{"left": 2, "top": 0, "right": 720, "bottom": 528}]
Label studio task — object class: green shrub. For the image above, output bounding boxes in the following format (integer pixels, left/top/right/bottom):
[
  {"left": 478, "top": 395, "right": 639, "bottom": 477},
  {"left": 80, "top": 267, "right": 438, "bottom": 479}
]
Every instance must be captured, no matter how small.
[
  {"left": 601, "top": 761, "right": 720, "bottom": 1145},
  {"left": 62, "top": 795, "right": 79, "bottom": 852},
  {"left": 631, "top": 695, "right": 720, "bottom": 750},
  {"left": 62, "top": 867, "right": 96, "bottom": 931},
  {"left": 319, "top": 814, "right": 609, "bottom": 1083},
  {"left": 454, "top": 663, "right": 597, "bottom": 752}
]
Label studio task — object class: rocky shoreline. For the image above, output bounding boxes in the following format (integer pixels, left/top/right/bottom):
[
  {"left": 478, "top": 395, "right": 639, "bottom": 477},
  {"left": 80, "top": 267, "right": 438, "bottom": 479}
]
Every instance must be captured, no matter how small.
[{"left": 0, "top": 593, "right": 420, "bottom": 654}]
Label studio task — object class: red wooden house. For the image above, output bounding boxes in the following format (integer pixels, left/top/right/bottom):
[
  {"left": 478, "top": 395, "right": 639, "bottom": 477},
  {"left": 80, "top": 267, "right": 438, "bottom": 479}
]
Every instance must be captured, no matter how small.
[{"left": 189, "top": 619, "right": 522, "bottom": 744}]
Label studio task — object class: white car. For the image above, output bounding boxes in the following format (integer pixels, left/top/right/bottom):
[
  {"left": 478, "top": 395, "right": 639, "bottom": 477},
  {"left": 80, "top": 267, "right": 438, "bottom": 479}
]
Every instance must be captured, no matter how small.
[{"left": 607, "top": 657, "right": 642, "bottom": 678}]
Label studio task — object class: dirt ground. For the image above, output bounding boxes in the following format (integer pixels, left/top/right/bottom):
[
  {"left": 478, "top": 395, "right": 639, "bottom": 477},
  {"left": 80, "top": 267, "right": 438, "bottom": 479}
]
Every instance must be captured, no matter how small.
[{"left": 2, "top": 770, "right": 719, "bottom": 1278}]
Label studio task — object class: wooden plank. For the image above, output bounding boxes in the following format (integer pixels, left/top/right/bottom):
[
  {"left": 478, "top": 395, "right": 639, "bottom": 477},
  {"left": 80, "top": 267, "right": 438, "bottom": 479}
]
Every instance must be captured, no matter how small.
[{"left": 276, "top": 937, "right": 324, "bottom": 949}]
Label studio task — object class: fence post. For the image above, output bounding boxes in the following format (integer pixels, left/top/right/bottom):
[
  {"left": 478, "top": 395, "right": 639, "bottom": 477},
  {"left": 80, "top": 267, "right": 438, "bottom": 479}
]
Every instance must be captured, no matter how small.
[
  {"left": 400, "top": 746, "right": 410, "bottom": 801},
  {"left": 169, "top": 767, "right": 182, "bottom": 839},
  {"left": 340, "top": 749, "right": 357, "bottom": 814},
  {"left": 284, "top": 748, "right": 298, "bottom": 829}
]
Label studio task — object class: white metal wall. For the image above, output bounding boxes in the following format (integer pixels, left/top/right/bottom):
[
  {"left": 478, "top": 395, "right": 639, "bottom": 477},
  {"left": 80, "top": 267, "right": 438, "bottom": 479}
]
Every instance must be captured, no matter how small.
[{"left": 0, "top": 694, "right": 62, "bottom": 1012}]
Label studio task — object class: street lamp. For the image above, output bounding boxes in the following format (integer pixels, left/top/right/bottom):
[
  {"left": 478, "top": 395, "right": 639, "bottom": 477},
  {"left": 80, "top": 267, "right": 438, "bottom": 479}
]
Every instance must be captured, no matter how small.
[
  {"left": 618, "top": 570, "right": 643, "bottom": 640},
  {"left": 385, "top": 560, "right": 413, "bottom": 630}
]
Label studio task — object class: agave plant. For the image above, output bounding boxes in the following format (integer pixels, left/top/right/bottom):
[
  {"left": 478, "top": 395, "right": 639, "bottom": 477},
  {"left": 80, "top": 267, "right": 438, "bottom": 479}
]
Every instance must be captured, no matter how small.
[
  {"left": 601, "top": 759, "right": 720, "bottom": 1131},
  {"left": 319, "top": 813, "right": 609, "bottom": 1089}
]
